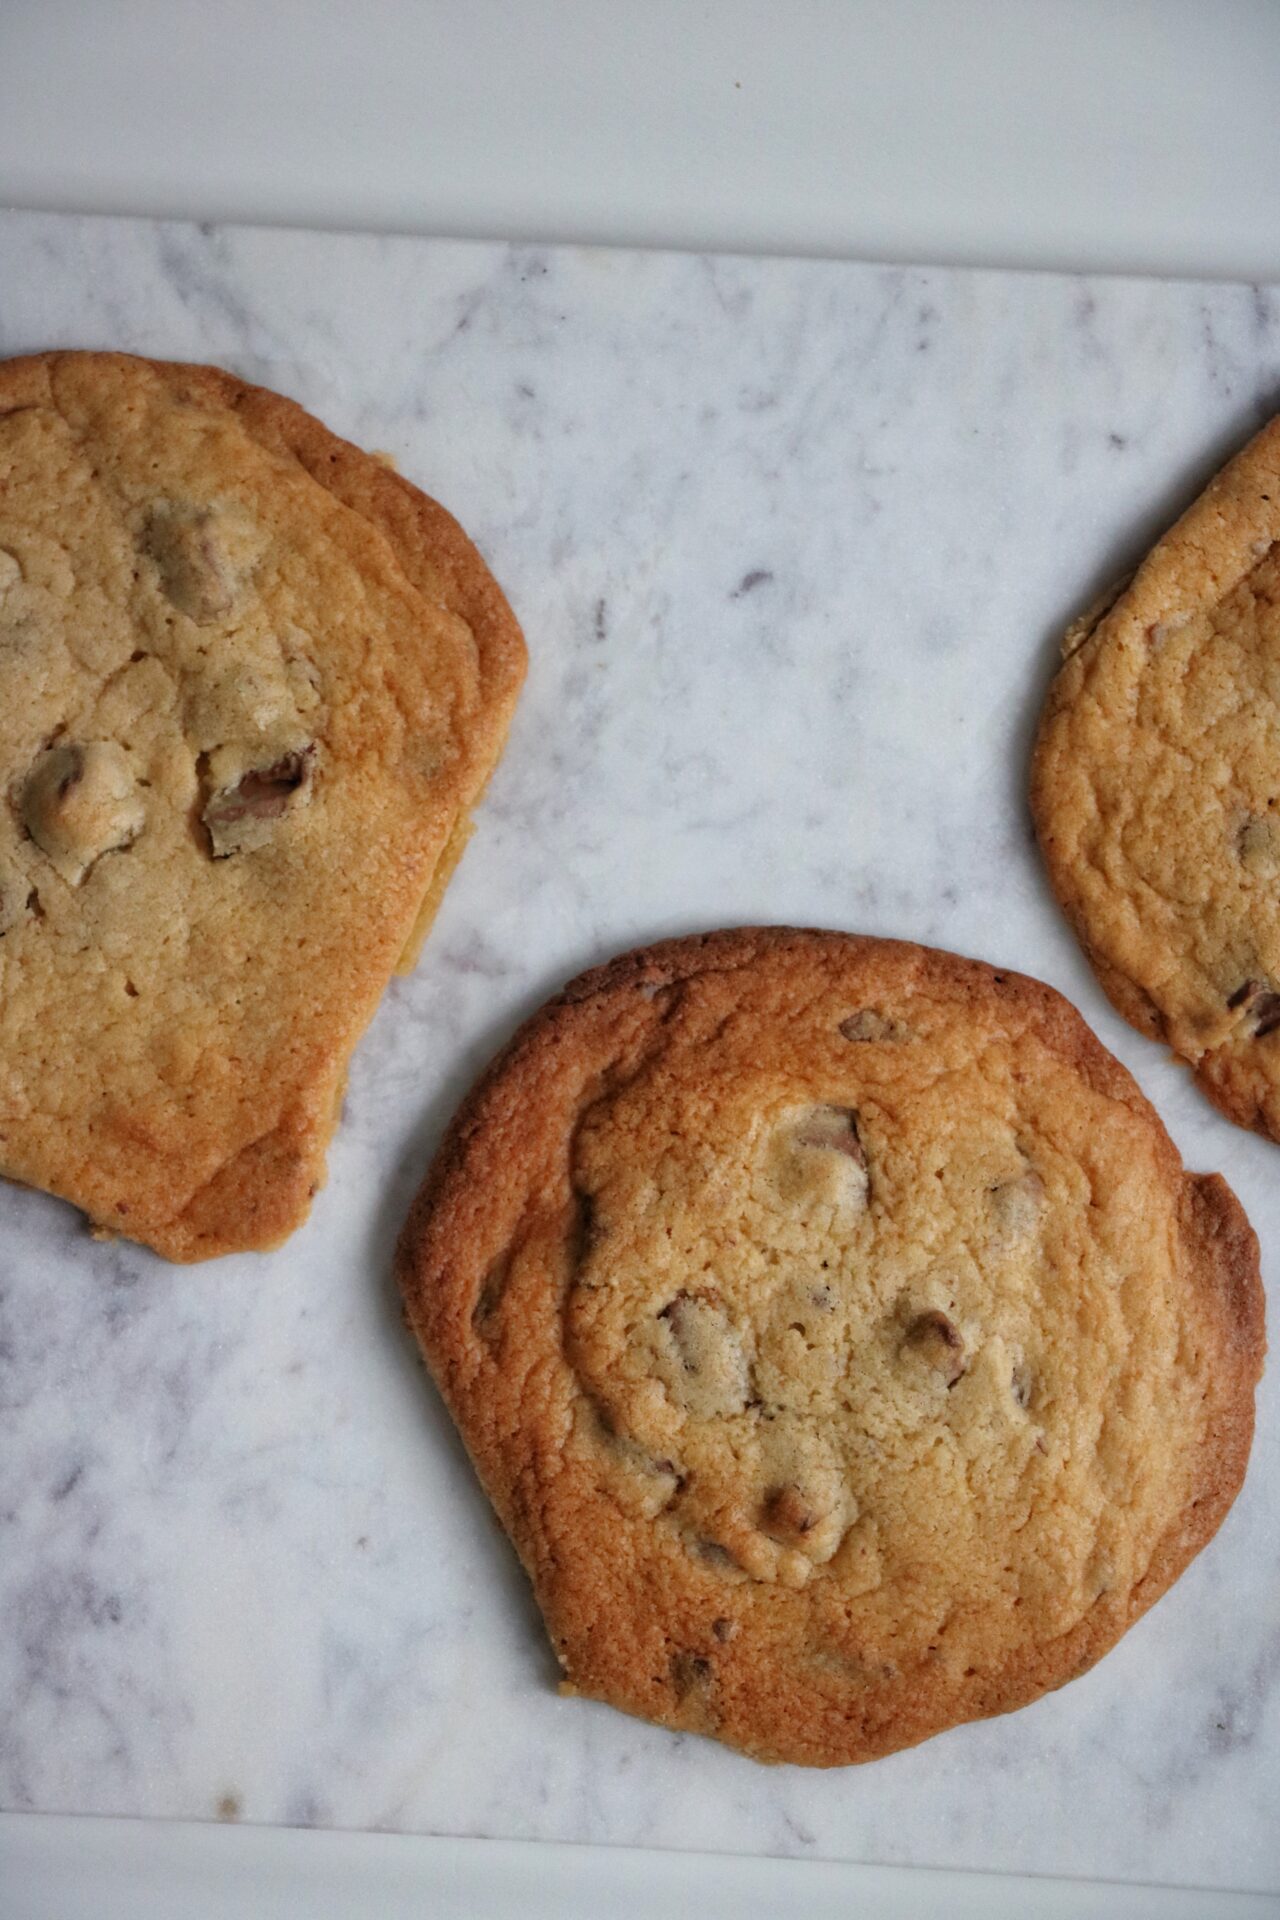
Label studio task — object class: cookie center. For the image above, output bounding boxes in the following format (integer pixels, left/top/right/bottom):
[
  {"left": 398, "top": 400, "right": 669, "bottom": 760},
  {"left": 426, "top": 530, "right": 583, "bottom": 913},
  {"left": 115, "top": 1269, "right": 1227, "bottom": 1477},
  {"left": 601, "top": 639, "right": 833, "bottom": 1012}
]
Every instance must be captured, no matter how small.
[{"left": 566, "top": 1063, "right": 1056, "bottom": 1595}]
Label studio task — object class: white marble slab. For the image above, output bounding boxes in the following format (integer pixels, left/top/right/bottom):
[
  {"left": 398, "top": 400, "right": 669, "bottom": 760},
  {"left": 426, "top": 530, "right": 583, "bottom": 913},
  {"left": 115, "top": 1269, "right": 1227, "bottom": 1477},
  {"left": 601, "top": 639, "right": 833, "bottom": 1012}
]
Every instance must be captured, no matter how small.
[{"left": 0, "top": 209, "right": 1277, "bottom": 1892}]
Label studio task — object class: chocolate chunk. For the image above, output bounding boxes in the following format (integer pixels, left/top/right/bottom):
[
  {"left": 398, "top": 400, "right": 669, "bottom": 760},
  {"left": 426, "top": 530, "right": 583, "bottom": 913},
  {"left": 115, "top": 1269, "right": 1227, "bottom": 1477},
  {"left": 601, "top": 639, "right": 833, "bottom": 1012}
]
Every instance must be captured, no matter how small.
[
  {"left": 670, "top": 1650, "right": 713, "bottom": 1698},
  {"left": 840, "top": 1008, "right": 906, "bottom": 1042},
  {"left": 762, "top": 1483, "right": 818, "bottom": 1539},
  {"left": 1227, "top": 979, "right": 1280, "bottom": 1037},
  {"left": 143, "top": 502, "right": 253, "bottom": 622},
  {"left": 657, "top": 1289, "right": 751, "bottom": 1417},
  {"left": 794, "top": 1105, "right": 866, "bottom": 1167},
  {"left": 904, "top": 1309, "right": 966, "bottom": 1386},
  {"left": 21, "top": 741, "right": 145, "bottom": 884},
  {"left": 203, "top": 747, "right": 313, "bottom": 857}
]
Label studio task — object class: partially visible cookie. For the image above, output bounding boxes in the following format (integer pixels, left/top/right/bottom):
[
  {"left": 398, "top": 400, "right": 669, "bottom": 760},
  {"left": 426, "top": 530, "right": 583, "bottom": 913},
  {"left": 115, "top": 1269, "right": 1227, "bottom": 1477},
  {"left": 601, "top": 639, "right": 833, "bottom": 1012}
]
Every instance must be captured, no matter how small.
[
  {"left": 397, "top": 928, "right": 1263, "bottom": 1767},
  {"left": 0, "top": 351, "right": 525, "bottom": 1259},
  {"left": 1032, "top": 416, "right": 1280, "bottom": 1139}
]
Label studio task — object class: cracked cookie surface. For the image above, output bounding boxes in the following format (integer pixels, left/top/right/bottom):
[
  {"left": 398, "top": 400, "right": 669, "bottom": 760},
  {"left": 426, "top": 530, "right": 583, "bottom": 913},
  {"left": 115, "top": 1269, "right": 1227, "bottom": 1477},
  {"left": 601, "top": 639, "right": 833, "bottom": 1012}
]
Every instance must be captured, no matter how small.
[
  {"left": 397, "top": 928, "right": 1263, "bottom": 1766},
  {"left": 0, "top": 351, "right": 524, "bottom": 1259},
  {"left": 1032, "top": 415, "right": 1280, "bottom": 1140}
]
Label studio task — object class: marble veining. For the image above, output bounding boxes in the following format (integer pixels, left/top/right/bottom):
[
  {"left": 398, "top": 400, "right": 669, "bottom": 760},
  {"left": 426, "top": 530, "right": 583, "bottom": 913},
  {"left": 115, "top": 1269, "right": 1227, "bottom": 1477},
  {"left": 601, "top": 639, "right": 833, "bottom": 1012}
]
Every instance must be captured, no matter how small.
[{"left": 1, "top": 209, "right": 1278, "bottom": 1891}]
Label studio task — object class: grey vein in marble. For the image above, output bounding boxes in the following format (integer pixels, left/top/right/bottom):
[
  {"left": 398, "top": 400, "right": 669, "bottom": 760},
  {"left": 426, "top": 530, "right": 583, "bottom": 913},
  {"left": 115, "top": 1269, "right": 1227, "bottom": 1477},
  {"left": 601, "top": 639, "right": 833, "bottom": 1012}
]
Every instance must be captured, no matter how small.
[{"left": 0, "top": 209, "right": 1278, "bottom": 1892}]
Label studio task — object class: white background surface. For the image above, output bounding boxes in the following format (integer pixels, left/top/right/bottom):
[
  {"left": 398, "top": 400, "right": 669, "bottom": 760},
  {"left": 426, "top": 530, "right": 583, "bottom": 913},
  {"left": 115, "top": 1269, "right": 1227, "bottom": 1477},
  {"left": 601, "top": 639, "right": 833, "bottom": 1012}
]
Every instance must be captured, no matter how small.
[
  {"left": 0, "top": 0, "right": 1279, "bottom": 281},
  {"left": 3, "top": 208, "right": 1279, "bottom": 1920},
  {"left": 2, "top": 7, "right": 1280, "bottom": 1919}
]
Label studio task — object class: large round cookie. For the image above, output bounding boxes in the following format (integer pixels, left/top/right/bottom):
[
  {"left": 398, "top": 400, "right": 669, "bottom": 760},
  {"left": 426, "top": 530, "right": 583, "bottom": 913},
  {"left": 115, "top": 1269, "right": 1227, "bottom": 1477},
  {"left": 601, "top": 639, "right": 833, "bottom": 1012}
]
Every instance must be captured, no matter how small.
[
  {"left": 0, "top": 351, "right": 524, "bottom": 1260},
  {"left": 397, "top": 929, "right": 1263, "bottom": 1767},
  {"left": 1032, "top": 416, "right": 1280, "bottom": 1140}
]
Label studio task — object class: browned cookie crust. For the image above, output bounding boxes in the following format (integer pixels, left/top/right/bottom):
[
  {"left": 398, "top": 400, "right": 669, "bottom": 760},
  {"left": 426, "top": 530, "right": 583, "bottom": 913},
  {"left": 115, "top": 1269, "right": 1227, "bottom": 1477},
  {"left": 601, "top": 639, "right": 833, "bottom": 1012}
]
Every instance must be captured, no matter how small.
[
  {"left": 1032, "top": 416, "right": 1280, "bottom": 1139},
  {"left": 0, "top": 351, "right": 524, "bottom": 1259},
  {"left": 397, "top": 929, "right": 1263, "bottom": 1766}
]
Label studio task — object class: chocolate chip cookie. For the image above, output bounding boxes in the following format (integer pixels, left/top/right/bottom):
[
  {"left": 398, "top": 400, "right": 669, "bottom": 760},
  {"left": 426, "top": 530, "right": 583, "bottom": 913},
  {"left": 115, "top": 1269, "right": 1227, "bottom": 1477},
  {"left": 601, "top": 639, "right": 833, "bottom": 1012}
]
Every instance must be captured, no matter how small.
[
  {"left": 0, "top": 351, "right": 524, "bottom": 1259},
  {"left": 396, "top": 928, "right": 1263, "bottom": 1766},
  {"left": 1032, "top": 415, "right": 1280, "bottom": 1139}
]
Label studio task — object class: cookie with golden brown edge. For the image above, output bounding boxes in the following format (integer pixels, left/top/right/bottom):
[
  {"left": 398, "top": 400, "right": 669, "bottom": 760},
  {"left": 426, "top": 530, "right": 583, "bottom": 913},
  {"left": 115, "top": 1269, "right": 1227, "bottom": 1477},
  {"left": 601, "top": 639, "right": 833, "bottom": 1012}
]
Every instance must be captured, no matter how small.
[
  {"left": 396, "top": 928, "right": 1263, "bottom": 1767},
  {"left": 0, "top": 350, "right": 524, "bottom": 1260},
  {"left": 1032, "top": 415, "right": 1280, "bottom": 1140}
]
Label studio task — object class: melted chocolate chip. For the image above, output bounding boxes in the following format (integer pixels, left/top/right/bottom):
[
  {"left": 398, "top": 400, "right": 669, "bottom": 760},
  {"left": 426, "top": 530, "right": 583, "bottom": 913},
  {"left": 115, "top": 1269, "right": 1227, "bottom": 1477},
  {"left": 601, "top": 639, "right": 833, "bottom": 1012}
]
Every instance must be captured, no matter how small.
[
  {"left": 794, "top": 1105, "right": 866, "bottom": 1167},
  {"left": 1228, "top": 979, "right": 1280, "bottom": 1037},
  {"left": 904, "top": 1309, "right": 966, "bottom": 1386},
  {"left": 203, "top": 747, "right": 313, "bottom": 856}
]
